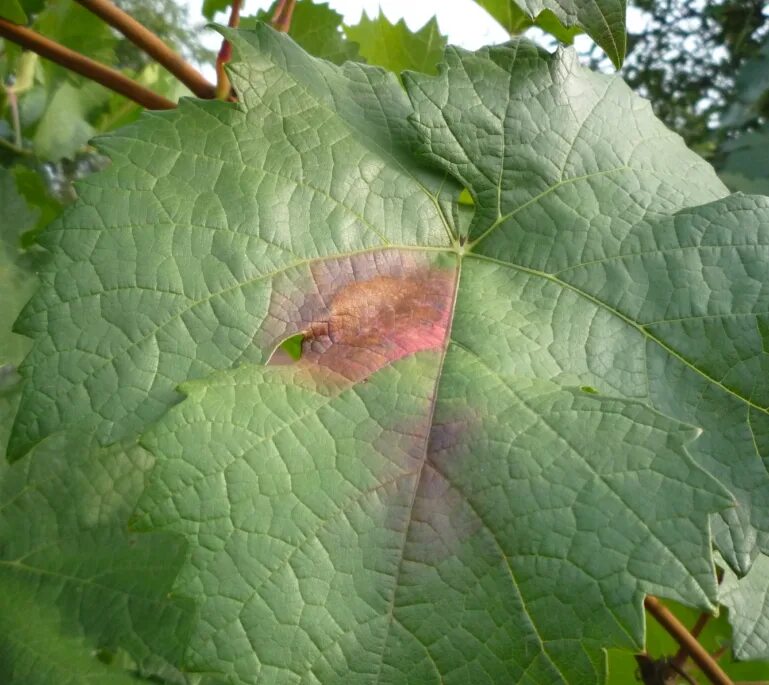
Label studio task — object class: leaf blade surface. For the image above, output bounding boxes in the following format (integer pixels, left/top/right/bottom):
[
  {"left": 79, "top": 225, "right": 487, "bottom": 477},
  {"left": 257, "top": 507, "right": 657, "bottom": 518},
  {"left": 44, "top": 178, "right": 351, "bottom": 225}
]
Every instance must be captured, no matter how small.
[{"left": 12, "top": 25, "right": 769, "bottom": 683}]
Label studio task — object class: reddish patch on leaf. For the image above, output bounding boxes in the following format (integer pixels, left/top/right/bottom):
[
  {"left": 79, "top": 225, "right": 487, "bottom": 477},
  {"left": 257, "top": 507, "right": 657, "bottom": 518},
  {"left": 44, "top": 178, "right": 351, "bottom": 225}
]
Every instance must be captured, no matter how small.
[{"left": 263, "top": 250, "right": 457, "bottom": 381}]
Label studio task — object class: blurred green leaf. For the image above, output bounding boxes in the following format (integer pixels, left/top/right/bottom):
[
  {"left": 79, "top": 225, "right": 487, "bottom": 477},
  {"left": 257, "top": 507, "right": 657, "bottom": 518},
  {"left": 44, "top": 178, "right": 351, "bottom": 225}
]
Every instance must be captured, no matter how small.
[
  {"left": 718, "top": 124, "right": 769, "bottom": 196},
  {"left": 17, "top": 0, "right": 44, "bottom": 14},
  {"left": 0, "top": 164, "right": 36, "bottom": 252},
  {"left": 475, "top": 0, "right": 532, "bottom": 33},
  {"left": 474, "top": 0, "right": 625, "bottom": 66},
  {"left": 723, "top": 35, "right": 769, "bottom": 129},
  {"left": 33, "top": 81, "right": 109, "bottom": 160},
  {"left": 34, "top": 0, "right": 116, "bottom": 83},
  {"left": 12, "top": 164, "right": 63, "bottom": 245},
  {"left": 344, "top": 11, "right": 446, "bottom": 74},
  {"left": 0, "top": 0, "right": 28, "bottom": 24},
  {"left": 201, "top": 0, "right": 231, "bottom": 21},
  {"left": 96, "top": 64, "right": 190, "bottom": 134},
  {"left": 0, "top": 167, "right": 36, "bottom": 368},
  {"left": 535, "top": 9, "right": 582, "bottom": 44},
  {"left": 249, "top": 0, "right": 360, "bottom": 65}
]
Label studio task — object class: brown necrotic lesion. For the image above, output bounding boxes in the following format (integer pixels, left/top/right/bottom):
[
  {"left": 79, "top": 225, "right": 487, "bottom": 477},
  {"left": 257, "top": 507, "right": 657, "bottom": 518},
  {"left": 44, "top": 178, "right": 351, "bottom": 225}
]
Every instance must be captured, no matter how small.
[{"left": 264, "top": 250, "right": 457, "bottom": 381}]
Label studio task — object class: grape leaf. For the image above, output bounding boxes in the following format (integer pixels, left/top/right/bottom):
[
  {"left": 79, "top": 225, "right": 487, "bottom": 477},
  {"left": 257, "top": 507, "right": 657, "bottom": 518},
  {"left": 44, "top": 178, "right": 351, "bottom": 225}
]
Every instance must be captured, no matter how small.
[
  {"left": 344, "top": 12, "right": 446, "bottom": 75},
  {"left": 11, "top": 25, "right": 769, "bottom": 682},
  {"left": 134, "top": 356, "right": 729, "bottom": 683},
  {"left": 722, "top": 35, "right": 769, "bottom": 129},
  {"left": 718, "top": 125, "right": 769, "bottom": 196},
  {"left": 250, "top": 1, "right": 360, "bottom": 66},
  {"left": 201, "top": 0, "right": 231, "bottom": 21},
  {"left": 33, "top": 81, "right": 110, "bottom": 161},
  {"left": 10, "top": 165, "right": 64, "bottom": 247},
  {"left": 34, "top": 0, "right": 116, "bottom": 83},
  {"left": 721, "top": 553, "right": 769, "bottom": 661},
  {"left": 475, "top": 0, "right": 582, "bottom": 45},
  {"left": 0, "top": 167, "right": 38, "bottom": 370},
  {"left": 474, "top": 0, "right": 533, "bottom": 33},
  {"left": 0, "top": 161, "right": 196, "bottom": 685},
  {"left": 0, "top": 397, "right": 195, "bottom": 683},
  {"left": 474, "top": 0, "right": 625, "bottom": 66}
]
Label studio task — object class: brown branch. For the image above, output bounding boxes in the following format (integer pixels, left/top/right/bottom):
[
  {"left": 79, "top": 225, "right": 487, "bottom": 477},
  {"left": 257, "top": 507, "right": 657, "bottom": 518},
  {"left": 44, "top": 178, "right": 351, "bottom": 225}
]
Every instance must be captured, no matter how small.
[
  {"left": 0, "top": 18, "right": 175, "bottom": 110},
  {"left": 644, "top": 596, "right": 734, "bottom": 685},
  {"left": 672, "top": 611, "right": 713, "bottom": 671},
  {"left": 672, "top": 568, "right": 725, "bottom": 670},
  {"left": 215, "top": 0, "right": 241, "bottom": 100},
  {"left": 74, "top": 0, "right": 216, "bottom": 99},
  {"left": 271, "top": 0, "right": 297, "bottom": 32}
]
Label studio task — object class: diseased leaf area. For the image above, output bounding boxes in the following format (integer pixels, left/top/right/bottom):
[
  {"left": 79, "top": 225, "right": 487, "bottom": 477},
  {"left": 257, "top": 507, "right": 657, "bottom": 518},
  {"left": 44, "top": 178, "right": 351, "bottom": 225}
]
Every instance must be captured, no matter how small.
[
  {"left": 261, "top": 251, "right": 457, "bottom": 380},
  {"left": 9, "top": 22, "right": 769, "bottom": 685}
]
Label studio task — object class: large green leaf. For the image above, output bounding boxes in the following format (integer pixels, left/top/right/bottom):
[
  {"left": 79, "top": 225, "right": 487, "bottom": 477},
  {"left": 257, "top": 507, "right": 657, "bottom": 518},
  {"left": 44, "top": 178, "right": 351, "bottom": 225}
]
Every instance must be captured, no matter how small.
[
  {"left": 344, "top": 12, "right": 446, "bottom": 75},
  {"left": 11, "top": 25, "right": 769, "bottom": 682},
  {"left": 475, "top": 0, "right": 625, "bottom": 66}
]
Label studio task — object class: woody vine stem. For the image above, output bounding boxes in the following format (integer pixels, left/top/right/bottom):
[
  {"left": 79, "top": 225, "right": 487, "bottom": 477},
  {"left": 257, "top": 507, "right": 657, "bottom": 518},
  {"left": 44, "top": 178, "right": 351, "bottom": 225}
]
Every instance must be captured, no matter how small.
[{"left": 0, "top": 1, "right": 733, "bottom": 683}]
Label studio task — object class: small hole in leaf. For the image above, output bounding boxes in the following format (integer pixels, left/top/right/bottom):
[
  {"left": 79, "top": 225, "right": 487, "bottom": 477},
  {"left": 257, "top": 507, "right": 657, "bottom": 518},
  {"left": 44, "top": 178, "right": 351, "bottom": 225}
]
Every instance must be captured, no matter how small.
[
  {"left": 267, "top": 333, "right": 304, "bottom": 366},
  {"left": 580, "top": 385, "right": 598, "bottom": 394},
  {"left": 458, "top": 187, "right": 474, "bottom": 206}
]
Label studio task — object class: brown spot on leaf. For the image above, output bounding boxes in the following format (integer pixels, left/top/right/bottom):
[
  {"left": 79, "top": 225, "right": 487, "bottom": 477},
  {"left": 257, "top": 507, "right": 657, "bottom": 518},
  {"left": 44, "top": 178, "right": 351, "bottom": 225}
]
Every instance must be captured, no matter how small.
[{"left": 263, "top": 250, "right": 457, "bottom": 381}]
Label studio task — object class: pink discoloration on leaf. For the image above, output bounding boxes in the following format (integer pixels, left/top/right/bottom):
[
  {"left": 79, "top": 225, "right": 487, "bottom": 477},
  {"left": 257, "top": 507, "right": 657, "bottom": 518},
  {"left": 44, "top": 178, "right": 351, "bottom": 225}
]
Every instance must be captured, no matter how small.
[{"left": 264, "top": 250, "right": 457, "bottom": 380}]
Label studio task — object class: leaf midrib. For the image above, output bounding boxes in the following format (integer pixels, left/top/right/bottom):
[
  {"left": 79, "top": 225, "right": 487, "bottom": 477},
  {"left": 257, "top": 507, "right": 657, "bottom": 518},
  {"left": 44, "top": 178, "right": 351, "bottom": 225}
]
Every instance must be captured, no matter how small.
[{"left": 371, "top": 254, "right": 461, "bottom": 684}]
